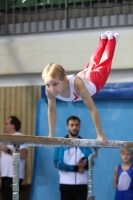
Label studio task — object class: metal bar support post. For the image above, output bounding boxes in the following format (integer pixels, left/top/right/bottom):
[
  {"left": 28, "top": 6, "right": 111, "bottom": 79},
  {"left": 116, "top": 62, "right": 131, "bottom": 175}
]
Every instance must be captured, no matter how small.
[
  {"left": 87, "top": 147, "right": 99, "bottom": 200},
  {"left": 13, "top": 144, "right": 20, "bottom": 200}
]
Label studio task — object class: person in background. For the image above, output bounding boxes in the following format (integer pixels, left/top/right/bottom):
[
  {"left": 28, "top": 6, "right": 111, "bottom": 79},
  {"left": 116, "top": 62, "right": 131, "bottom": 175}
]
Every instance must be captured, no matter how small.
[
  {"left": 114, "top": 147, "right": 133, "bottom": 200},
  {"left": 54, "top": 116, "right": 92, "bottom": 200},
  {"left": 0, "top": 116, "right": 28, "bottom": 200}
]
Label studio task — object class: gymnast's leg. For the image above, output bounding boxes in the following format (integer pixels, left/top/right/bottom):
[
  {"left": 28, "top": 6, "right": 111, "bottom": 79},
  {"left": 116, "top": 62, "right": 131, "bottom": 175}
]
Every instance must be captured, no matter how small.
[
  {"left": 88, "top": 32, "right": 118, "bottom": 92},
  {"left": 82, "top": 31, "right": 119, "bottom": 92},
  {"left": 85, "top": 34, "right": 108, "bottom": 70},
  {"left": 77, "top": 33, "right": 108, "bottom": 78}
]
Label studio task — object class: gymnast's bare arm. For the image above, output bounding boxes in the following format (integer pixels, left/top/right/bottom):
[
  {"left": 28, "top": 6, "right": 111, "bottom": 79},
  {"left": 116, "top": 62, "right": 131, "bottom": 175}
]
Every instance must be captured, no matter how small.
[
  {"left": 46, "top": 88, "right": 56, "bottom": 137},
  {"left": 74, "top": 78, "right": 108, "bottom": 146},
  {"left": 114, "top": 166, "right": 118, "bottom": 189}
]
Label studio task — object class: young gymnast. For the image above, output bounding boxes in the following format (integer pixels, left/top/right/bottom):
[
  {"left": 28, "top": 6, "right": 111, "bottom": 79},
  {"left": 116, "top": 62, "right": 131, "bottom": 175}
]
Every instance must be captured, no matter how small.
[
  {"left": 114, "top": 147, "right": 133, "bottom": 200},
  {"left": 42, "top": 31, "right": 120, "bottom": 146}
]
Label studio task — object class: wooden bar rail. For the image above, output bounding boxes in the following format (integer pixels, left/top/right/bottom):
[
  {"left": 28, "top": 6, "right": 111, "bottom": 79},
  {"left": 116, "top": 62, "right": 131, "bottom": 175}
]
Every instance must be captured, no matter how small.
[{"left": 0, "top": 134, "right": 133, "bottom": 148}]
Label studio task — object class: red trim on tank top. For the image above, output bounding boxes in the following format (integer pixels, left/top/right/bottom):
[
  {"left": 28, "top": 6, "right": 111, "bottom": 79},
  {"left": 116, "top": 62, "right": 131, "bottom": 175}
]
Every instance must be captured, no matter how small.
[{"left": 72, "top": 92, "right": 78, "bottom": 102}]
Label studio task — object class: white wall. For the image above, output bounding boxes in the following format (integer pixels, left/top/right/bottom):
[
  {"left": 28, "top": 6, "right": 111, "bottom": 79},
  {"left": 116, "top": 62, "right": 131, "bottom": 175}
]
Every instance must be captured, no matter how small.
[
  {"left": 0, "top": 26, "right": 133, "bottom": 75},
  {"left": 0, "top": 69, "right": 133, "bottom": 87}
]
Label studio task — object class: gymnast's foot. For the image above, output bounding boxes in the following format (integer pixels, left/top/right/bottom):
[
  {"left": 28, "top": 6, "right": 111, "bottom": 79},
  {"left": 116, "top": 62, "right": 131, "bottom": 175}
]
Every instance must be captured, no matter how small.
[
  {"left": 114, "top": 33, "right": 120, "bottom": 43},
  {"left": 104, "top": 31, "right": 113, "bottom": 40}
]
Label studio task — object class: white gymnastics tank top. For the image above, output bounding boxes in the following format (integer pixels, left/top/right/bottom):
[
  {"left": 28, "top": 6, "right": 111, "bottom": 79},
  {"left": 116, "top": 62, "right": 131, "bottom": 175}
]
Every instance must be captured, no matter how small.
[{"left": 55, "top": 75, "right": 96, "bottom": 102}]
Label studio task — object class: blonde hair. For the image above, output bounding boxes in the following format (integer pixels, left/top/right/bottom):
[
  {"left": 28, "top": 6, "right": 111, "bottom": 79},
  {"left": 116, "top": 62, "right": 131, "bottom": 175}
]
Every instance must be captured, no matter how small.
[
  {"left": 42, "top": 63, "right": 66, "bottom": 82},
  {"left": 121, "top": 147, "right": 132, "bottom": 154}
]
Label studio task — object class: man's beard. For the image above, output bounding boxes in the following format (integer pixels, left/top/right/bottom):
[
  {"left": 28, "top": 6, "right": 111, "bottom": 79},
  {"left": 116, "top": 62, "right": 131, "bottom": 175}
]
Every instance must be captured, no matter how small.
[{"left": 69, "top": 130, "right": 79, "bottom": 137}]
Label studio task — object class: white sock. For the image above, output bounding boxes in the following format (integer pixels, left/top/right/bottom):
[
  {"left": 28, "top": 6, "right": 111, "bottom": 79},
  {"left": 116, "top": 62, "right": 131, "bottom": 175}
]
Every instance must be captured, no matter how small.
[
  {"left": 114, "top": 33, "right": 120, "bottom": 43},
  {"left": 104, "top": 31, "right": 113, "bottom": 40},
  {"left": 101, "top": 33, "right": 107, "bottom": 39},
  {"left": 108, "top": 33, "right": 113, "bottom": 40}
]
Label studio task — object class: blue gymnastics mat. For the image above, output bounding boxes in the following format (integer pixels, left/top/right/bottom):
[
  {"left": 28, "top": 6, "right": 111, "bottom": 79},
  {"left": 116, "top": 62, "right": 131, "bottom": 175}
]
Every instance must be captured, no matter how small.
[{"left": 30, "top": 82, "right": 133, "bottom": 200}]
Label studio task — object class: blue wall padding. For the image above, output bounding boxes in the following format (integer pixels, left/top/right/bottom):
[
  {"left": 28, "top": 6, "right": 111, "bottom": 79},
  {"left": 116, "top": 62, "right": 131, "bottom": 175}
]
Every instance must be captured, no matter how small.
[
  {"left": 41, "top": 82, "right": 133, "bottom": 99},
  {"left": 93, "top": 82, "right": 133, "bottom": 99},
  {"left": 30, "top": 98, "right": 133, "bottom": 200}
]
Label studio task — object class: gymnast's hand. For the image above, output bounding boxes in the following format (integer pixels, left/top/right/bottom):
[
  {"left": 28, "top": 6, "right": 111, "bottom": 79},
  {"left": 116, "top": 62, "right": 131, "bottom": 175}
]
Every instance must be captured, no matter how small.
[{"left": 96, "top": 135, "right": 108, "bottom": 147}]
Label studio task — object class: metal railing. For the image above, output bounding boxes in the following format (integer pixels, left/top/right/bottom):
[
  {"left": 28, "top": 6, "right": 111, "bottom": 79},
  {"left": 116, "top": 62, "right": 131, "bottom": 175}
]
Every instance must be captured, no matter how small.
[{"left": 0, "top": 0, "right": 133, "bottom": 35}]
